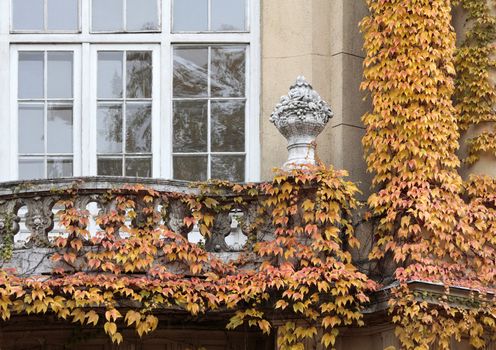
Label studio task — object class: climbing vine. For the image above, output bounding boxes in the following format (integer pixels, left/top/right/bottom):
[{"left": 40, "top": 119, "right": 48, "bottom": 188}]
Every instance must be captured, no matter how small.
[
  {"left": 0, "top": 166, "right": 375, "bottom": 349},
  {"left": 361, "top": 0, "right": 496, "bottom": 348},
  {"left": 454, "top": 0, "right": 496, "bottom": 164}
]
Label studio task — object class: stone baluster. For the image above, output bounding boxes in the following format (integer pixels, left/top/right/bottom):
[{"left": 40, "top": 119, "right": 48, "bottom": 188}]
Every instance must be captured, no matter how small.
[
  {"left": 24, "top": 197, "right": 55, "bottom": 247},
  {"left": 240, "top": 202, "right": 275, "bottom": 245},
  {"left": 0, "top": 200, "right": 21, "bottom": 251},
  {"left": 97, "top": 198, "right": 125, "bottom": 238},
  {"left": 205, "top": 211, "right": 232, "bottom": 252},
  {"left": 165, "top": 199, "right": 194, "bottom": 239}
]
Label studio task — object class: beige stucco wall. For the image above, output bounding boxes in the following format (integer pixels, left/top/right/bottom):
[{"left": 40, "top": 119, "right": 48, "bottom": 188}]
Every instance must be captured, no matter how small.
[{"left": 260, "top": 0, "right": 372, "bottom": 195}]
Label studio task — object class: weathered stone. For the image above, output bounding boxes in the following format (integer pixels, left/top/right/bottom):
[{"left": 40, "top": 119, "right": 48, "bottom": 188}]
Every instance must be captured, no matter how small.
[{"left": 270, "top": 76, "right": 334, "bottom": 169}]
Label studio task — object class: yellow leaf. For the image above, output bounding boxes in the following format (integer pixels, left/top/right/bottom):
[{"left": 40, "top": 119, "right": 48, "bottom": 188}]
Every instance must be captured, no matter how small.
[{"left": 104, "top": 321, "right": 117, "bottom": 336}]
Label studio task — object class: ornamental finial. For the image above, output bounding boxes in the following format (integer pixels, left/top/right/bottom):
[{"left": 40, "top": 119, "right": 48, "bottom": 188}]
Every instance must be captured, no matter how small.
[{"left": 270, "top": 76, "right": 334, "bottom": 169}]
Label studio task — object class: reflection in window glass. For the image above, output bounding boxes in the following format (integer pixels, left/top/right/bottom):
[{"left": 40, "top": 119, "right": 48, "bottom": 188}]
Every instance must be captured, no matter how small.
[
  {"left": 126, "top": 52, "right": 152, "bottom": 98},
  {"left": 97, "top": 51, "right": 153, "bottom": 177},
  {"left": 92, "top": 0, "right": 160, "bottom": 32},
  {"left": 173, "top": 0, "right": 246, "bottom": 32},
  {"left": 97, "top": 105, "right": 123, "bottom": 154},
  {"left": 98, "top": 52, "right": 123, "bottom": 99},
  {"left": 172, "top": 45, "right": 247, "bottom": 182},
  {"left": 173, "top": 156, "right": 208, "bottom": 182},
  {"left": 17, "top": 51, "right": 75, "bottom": 179},
  {"left": 173, "top": 48, "right": 208, "bottom": 97},
  {"left": 173, "top": 101, "right": 208, "bottom": 153},
  {"left": 98, "top": 158, "right": 122, "bottom": 176},
  {"left": 211, "top": 155, "right": 245, "bottom": 182},
  {"left": 211, "top": 47, "right": 246, "bottom": 97},
  {"left": 126, "top": 158, "right": 152, "bottom": 177},
  {"left": 211, "top": 101, "right": 245, "bottom": 152},
  {"left": 47, "top": 159, "right": 73, "bottom": 178},
  {"left": 126, "top": 103, "right": 152, "bottom": 153},
  {"left": 47, "top": 106, "right": 73, "bottom": 153}
]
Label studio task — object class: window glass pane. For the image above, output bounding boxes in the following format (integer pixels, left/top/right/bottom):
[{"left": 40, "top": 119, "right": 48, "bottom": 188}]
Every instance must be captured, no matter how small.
[
  {"left": 173, "top": 100, "right": 208, "bottom": 152},
  {"left": 47, "top": 159, "right": 73, "bottom": 178},
  {"left": 173, "top": 156, "right": 207, "bottom": 182},
  {"left": 98, "top": 52, "right": 123, "bottom": 98},
  {"left": 92, "top": 0, "right": 123, "bottom": 32},
  {"left": 19, "top": 159, "right": 44, "bottom": 180},
  {"left": 127, "top": 0, "right": 159, "bottom": 31},
  {"left": 48, "top": 52, "right": 73, "bottom": 98},
  {"left": 173, "top": 48, "right": 208, "bottom": 97},
  {"left": 18, "top": 104, "right": 44, "bottom": 154},
  {"left": 98, "top": 158, "right": 123, "bottom": 176},
  {"left": 47, "top": 0, "right": 78, "bottom": 31},
  {"left": 126, "top": 158, "right": 152, "bottom": 177},
  {"left": 13, "top": 0, "right": 44, "bottom": 31},
  {"left": 211, "top": 47, "right": 246, "bottom": 97},
  {"left": 211, "top": 0, "right": 246, "bottom": 31},
  {"left": 211, "top": 101, "right": 245, "bottom": 152},
  {"left": 211, "top": 155, "right": 245, "bottom": 182},
  {"left": 47, "top": 105, "right": 73, "bottom": 153},
  {"left": 126, "top": 103, "right": 151, "bottom": 153},
  {"left": 97, "top": 105, "right": 123, "bottom": 153},
  {"left": 173, "top": 0, "right": 207, "bottom": 32},
  {"left": 19, "top": 52, "right": 44, "bottom": 99},
  {"left": 126, "top": 52, "right": 152, "bottom": 99}
]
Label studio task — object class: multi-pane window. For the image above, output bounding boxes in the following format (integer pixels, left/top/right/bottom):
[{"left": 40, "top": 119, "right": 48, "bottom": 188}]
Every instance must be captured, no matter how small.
[
  {"left": 92, "top": 0, "right": 160, "bottom": 32},
  {"left": 96, "top": 51, "right": 153, "bottom": 177},
  {"left": 5, "top": 0, "right": 259, "bottom": 183},
  {"left": 12, "top": 0, "right": 79, "bottom": 32},
  {"left": 173, "top": 46, "right": 246, "bottom": 182},
  {"left": 17, "top": 51, "right": 75, "bottom": 179},
  {"left": 173, "top": 0, "right": 247, "bottom": 32}
]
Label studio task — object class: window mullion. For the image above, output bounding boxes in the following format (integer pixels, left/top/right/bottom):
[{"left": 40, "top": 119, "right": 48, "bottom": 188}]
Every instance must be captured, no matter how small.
[
  {"left": 122, "top": 51, "right": 127, "bottom": 176},
  {"left": 207, "top": 46, "right": 212, "bottom": 180},
  {"left": 122, "top": 0, "right": 127, "bottom": 32},
  {"left": 43, "top": 0, "right": 48, "bottom": 31},
  {"left": 207, "top": 0, "right": 212, "bottom": 31},
  {"left": 44, "top": 50, "right": 48, "bottom": 177}
]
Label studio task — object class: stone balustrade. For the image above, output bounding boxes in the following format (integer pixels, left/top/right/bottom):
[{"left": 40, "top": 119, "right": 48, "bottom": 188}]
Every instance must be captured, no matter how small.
[{"left": 0, "top": 177, "right": 273, "bottom": 276}]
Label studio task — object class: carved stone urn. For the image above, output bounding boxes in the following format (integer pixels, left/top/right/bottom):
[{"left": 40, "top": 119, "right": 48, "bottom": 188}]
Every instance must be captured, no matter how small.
[{"left": 270, "top": 76, "right": 334, "bottom": 169}]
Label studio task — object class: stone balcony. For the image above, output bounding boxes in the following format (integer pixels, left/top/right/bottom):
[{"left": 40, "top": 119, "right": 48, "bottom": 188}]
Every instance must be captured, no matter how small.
[{"left": 0, "top": 176, "right": 274, "bottom": 277}]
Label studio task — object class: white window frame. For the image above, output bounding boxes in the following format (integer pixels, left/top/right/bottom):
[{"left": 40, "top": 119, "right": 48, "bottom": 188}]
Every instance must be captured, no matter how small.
[
  {"left": 10, "top": 0, "right": 82, "bottom": 34},
  {"left": 89, "top": 0, "right": 163, "bottom": 34},
  {"left": 171, "top": 0, "right": 250, "bottom": 34},
  {"left": 89, "top": 44, "right": 161, "bottom": 177},
  {"left": 0, "top": 0, "right": 261, "bottom": 182},
  {"left": 10, "top": 44, "right": 82, "bottom": 179}
]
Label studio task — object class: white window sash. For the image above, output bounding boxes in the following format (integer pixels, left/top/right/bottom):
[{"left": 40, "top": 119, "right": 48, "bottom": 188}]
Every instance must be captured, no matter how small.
[
  {"left": 10, "top": 44, "right": 82, "bottom": 179},
  {"left": 10, "top": 0, "right": 82, "bottom": 34},
  {"left": 89, "top": 44, "right": 160, "bottom": 177}
]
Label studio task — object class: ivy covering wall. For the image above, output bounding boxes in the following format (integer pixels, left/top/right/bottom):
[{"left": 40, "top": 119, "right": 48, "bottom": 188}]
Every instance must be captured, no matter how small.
[{"left": 361, "top": 0, "right": 496, "bottom": 348}]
